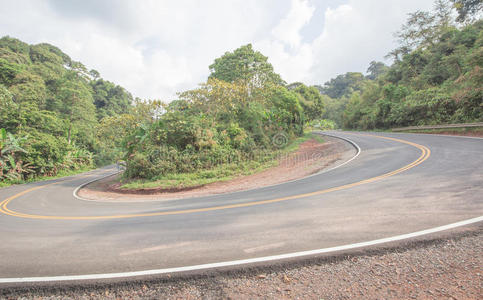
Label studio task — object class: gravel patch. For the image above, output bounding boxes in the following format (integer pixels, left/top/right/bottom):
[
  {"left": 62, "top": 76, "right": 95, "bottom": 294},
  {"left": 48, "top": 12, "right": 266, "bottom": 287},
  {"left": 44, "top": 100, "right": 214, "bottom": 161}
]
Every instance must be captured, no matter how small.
[{"left": 2, "top": 228, "right": 481, "bottom": 299}]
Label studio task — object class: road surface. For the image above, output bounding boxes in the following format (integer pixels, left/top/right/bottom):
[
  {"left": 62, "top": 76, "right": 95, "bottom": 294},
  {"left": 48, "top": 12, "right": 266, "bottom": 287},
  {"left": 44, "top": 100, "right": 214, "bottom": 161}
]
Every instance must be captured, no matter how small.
[{"left": 0, "top": 131, "right": 481, "bottom": 284}]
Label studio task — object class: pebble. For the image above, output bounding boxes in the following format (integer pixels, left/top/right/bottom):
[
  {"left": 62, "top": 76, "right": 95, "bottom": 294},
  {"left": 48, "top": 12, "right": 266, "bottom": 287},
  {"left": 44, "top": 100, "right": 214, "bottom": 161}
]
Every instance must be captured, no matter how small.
[{"left": 1, "top": 231, "right": 481, "bottom": 299}]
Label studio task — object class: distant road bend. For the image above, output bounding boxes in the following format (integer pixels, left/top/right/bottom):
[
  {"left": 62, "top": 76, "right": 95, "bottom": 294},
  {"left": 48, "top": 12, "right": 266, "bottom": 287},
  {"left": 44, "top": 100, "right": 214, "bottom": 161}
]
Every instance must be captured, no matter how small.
[{"left": 0, "top": 132, "right": 481, "bottom": 284}]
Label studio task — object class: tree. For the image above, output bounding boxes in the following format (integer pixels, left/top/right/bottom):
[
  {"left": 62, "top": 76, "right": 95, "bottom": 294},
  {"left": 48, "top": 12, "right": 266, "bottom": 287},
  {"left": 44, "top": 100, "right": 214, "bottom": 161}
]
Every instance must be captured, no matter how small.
[
  {"left": 0, "top": 84, "right": 20, "bottom": 131},
  {"left": 179, "top": 78, "right": 246, "bottom": 125},
  {"left": 451, "top": 0, "right": 483, "bottom": 23},
  {"left": 286, "top": 82, "right": 304, "bottom": 90},
  {"left": 267, "top": 86, "right": 304, "bottom": 134},
  {"left": 90, "top": 79, "right": 133, "bottom": 120},
  {"left": 366, "top": 61, "right": 389, "bottom": 80},
  {"left": 0, "top": 59, "right": 22, "bottom": 86},
  {"left": 397, "top": 10, "right": 438, "bottom": 50},
  {"left": 317, "top": 72, "right": 365, "bottom": 98},
  {"left": 89, "top": 69, "right": 100, "bottom": 80},
  {"left": 54, "top": 71, "right": 96, "bottom": 146},
  {"left": 0, "top": 36, "right": 137, "bottom": 178},
  {"left": 388, "top": 0, "right": 458, "bottom": 62},
  {"left": 434, "top": 0, "right": 454, "bottom": 29},
  {"left": 8, "top": 71, "right": 47, "bottom": 107},
  {"left": 394, "top": 1, "right": 457, "bottom": 53},
  {"left": 292, "top": 84, "right": 325, "bottom": 121},
  {"left": 320, "top": 0, "right": 483, "bottom": 131},
  {"left": 96, "top": 113, "right": 139, "bottom": 164},
  {"left": 209, "top": 44, "right": 285, "bottom": 89}
]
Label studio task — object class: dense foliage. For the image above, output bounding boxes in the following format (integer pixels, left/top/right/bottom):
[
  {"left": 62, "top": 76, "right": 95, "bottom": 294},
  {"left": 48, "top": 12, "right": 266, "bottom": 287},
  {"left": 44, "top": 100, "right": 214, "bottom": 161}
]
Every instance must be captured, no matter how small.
[
  {"left": 122, "top": 45, "right": 310, "bottom": 179},
  {"left": 2, "top": 0, "right": 480, "bottom": 185},
  {"left": 0, "top": 37, "right": 133, "bottom": 182},
  {"left": 0, "top": 38, "right": 319, "bottom": 184},
  {"left": 319, "top": 1, "right": 482, "bottom": 130}
]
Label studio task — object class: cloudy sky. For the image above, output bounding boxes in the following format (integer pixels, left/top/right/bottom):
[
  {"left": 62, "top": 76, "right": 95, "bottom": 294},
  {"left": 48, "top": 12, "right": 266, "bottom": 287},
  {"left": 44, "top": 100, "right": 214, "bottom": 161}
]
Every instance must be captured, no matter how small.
[{"left": 0, "top": 0, "right": 435, "bottom": 100}]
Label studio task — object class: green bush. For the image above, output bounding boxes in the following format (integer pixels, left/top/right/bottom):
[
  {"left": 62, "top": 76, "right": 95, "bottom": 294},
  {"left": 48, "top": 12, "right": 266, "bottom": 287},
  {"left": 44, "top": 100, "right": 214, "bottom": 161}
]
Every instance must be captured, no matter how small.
[{"left": 121, "top": 82, "right": 307, "bottom": 180}]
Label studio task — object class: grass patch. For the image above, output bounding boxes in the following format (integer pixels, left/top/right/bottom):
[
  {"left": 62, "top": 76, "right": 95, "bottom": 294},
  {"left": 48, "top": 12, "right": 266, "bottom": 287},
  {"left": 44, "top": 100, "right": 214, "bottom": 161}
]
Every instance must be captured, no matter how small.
[
  {"left": 120, "top": 132, "right": 324, "bottom": 190},
  {"left": 0, "top": 165, "right": 95, "bottom": 189}
]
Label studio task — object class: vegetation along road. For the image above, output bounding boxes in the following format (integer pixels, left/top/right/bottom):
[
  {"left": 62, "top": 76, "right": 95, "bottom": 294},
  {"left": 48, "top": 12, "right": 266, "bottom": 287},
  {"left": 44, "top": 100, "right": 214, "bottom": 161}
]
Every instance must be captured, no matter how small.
[
  {"left": 0, "top": 131, "right": 481, "bottom": 286},
  {"left": 0, "top": 1, "right": 481, "bottom": 295}
]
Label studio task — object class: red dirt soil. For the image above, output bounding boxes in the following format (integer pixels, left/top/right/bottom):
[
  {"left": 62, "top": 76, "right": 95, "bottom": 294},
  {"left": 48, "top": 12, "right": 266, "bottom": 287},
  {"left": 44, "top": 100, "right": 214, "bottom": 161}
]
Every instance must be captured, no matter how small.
[{"left": 78, "top": 136, "right": 354, "bottom": 202}]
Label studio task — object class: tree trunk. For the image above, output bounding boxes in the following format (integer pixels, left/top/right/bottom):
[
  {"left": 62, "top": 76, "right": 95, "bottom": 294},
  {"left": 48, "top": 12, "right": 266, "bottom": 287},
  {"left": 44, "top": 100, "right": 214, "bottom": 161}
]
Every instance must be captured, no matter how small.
[{"left": 67, "top": 124, "right": 71, "bottom": 144}]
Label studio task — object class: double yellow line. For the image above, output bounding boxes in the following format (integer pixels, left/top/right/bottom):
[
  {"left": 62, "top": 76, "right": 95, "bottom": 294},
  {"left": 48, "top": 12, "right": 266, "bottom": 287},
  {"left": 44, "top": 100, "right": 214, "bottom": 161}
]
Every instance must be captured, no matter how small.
[{"left": 0, "top": 134, "right": 430, "bottom": 221}]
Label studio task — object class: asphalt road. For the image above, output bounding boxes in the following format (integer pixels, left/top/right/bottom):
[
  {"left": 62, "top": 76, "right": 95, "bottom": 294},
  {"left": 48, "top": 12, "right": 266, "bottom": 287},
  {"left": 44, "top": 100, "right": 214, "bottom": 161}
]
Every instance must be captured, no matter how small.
[{"left": 0, "top": 131, "right": 481, "bottom": 283}]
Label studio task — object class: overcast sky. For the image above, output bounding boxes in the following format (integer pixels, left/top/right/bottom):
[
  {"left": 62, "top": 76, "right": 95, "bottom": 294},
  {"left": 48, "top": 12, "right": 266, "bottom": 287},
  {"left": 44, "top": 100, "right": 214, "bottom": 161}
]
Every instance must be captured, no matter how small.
[{"left": 0, "top": 0, "right": 435, "bottom": 101}]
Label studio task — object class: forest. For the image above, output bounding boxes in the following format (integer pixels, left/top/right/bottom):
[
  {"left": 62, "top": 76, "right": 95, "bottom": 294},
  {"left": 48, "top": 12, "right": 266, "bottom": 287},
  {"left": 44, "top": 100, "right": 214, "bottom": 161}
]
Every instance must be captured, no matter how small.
[
  {"left": 0, "top": 40, "right": 323, "bottom": 185},
  {"left": 106, "top": 45, "right": 324, "bottom": 187},
  {"left": 0, "top": 0, "right": 481, "bottom": 186},
  {"left": 0, "top": 36, "right": 135, "bottom": 184},
  {"left": 318, "top": 0, "right": 482, "bottom": 130}
]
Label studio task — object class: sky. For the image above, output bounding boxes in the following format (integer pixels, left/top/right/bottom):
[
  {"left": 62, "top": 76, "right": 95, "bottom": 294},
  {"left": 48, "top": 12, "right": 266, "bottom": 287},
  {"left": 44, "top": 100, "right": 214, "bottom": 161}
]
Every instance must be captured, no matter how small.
[{"left": 0, "top": 0, "right": 435, "bottom": 101}]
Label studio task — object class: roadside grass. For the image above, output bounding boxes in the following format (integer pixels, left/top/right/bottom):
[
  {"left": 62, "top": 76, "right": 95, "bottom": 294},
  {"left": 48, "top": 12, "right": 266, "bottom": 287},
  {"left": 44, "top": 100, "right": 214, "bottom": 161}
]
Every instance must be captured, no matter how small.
[
  {"left": 120, "top": 132, "right": 324, "bottom": 190},
  {"left": 0, "top": 165, "right": 95, "bottom": 189}
]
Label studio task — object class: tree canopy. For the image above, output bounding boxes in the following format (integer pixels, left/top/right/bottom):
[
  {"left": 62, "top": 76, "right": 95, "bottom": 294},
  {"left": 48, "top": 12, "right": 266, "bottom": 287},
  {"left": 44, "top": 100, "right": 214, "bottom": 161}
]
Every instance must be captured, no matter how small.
[
  {"left": 451, "top": 0, "right": 483, "bottom": 23},
  {"left": 121, "top": 45, "right": 307, "bottom": 179},
  {"left": 209, "top": 44, "right": 285, "bottom": 88},
  {"left": 0, "top": 36, "right": 133, "bottom": 179},
  {"left": 316, "top": 72, "right": 365, "bottom": 99},
  {"left": 319, "top": 1, "right": 482, "bottom": 130},
  {"left": 366, "top": 61, "right": 389, "bottom": 80},
  {"left": 4, "top": 0, "right": 479, "bottom": 185}
]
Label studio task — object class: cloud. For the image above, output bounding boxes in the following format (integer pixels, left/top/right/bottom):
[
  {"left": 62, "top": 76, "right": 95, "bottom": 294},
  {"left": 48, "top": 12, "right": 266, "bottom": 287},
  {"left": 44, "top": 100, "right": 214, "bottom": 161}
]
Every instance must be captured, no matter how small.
[
  {"left": 272, "top": 0, "right": 315, "bottom": 48},
  {"left": 255, "top": 0, "right": 316, "bottom": 83},
  {"left": 46, "top": 0, "right": 137, "bottom": 30},
  {"left": 0, "top": 0, "right": 436, "bottom": 99},
  {"left": 260, "top": 0, "right": 435, "bottom": 86},
  {"left": 308, "top": 0, "right": 435, "bottom": 84}
]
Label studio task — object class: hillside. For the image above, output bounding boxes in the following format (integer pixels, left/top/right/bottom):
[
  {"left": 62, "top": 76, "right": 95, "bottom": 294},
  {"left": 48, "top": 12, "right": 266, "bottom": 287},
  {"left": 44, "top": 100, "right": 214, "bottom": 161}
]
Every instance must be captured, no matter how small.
[
  {"left": 318, "top": 2, "right": 482, "bottom": 130},
  {"left": 0, "top": 37, "right": 133, "bottom": 182},
  {"left": 0, "top": 40, "right": 324, "bottom": 185}
]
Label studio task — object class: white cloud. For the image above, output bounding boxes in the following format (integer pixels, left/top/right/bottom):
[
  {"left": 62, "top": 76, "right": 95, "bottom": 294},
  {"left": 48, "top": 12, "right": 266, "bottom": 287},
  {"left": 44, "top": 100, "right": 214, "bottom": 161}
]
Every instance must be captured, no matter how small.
[
  {"left": 0, "top": 0, "right": 436, "bottom": 99},
  {"left": 257, "top": 0, "right": 435, "bottom": 86},
  {"left": 272, "top": 0, "right": 315, "bottom": 48},
  {"left": 256, "top": 0, "right": 316, "bottom": 83},
  {"left": 308, "top": 0, "right": 435, "bottom": 84}
]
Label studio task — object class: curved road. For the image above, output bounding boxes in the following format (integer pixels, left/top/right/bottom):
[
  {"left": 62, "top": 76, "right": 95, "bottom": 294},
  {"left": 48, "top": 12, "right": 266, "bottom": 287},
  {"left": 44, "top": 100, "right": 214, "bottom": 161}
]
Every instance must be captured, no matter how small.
[{"left": 0, "top": 132, "right": 481, "bottom": 283}]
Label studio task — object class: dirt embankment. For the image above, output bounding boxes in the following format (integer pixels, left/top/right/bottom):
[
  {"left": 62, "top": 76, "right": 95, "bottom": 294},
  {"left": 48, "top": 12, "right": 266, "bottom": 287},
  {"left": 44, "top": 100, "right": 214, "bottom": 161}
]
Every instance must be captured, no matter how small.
[
  {"left": 78, "top": 135, "right": 355, "bottom": 202},
  {"left": 405, "top": 130, "right": 483, "bottom": 137}
]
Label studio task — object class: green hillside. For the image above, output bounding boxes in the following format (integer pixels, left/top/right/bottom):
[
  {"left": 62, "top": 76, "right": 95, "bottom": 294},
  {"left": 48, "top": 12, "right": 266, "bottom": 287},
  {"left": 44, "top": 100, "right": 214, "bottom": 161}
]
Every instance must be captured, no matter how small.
[
  {"left": 0, "top": 37, "right": 132, "bottom": 182},
  {"left": 0, "top": 40, "right": 323, "bottom": 185},
  {"left": 319, "top": 1, "right": 482, "bottom": 130}
]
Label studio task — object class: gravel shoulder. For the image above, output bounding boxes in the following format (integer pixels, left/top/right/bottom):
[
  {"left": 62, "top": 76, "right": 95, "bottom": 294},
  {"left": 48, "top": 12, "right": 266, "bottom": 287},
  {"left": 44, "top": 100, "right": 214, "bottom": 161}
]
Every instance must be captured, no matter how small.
[
  {"left": 1, "top": 226, "right": 480, "bottom": 299},
  {"left": 78, "top": 135, "right": 355, "bottom": 202}
]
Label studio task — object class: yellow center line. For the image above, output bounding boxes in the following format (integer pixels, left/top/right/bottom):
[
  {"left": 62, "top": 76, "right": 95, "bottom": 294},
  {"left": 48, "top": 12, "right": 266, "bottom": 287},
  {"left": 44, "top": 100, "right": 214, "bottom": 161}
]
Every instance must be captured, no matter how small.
[{"left": 0, "top": 134, "right": 431, "bottom": 220}]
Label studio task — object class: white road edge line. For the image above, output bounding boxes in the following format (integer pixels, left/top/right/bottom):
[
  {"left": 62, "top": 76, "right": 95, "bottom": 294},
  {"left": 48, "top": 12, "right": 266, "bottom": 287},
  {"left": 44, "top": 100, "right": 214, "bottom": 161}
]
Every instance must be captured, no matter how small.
[
  {"left": 313, "top": 131, "right": 361, "bottom": 175},
  {"left": 71, "top": 170, "right": 121, "bottom": 201},
  {"left": 1, "top": 216, "right": 481, "bottom": 283},
  {"left": 72, "top": 132, "right": 362, "bottom": 202}
]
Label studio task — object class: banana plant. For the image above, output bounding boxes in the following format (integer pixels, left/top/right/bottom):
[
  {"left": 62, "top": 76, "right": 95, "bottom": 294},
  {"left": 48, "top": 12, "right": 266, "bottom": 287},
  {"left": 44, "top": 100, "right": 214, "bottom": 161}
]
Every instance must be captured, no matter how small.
[
  {"left": 0, "top": 128, "right": 31, "bottom": 181},
  {"left": 62, "top": 148, "right": 93, "bottom": 170},
  {"left": 0, "top": 128, "right": 27, "bottom": 156},
  {"left": 0, "top": 156, "right": 34, "bottom": 181}
]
